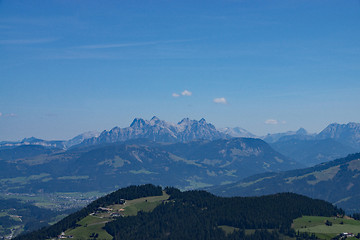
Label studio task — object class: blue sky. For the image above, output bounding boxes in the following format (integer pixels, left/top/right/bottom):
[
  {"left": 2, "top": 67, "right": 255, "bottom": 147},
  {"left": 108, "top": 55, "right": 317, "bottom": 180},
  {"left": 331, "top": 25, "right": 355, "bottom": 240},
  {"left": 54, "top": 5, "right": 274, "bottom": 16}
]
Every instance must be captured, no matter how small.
[{"left": 1, "top": 0, "right": 360, "bottom": 141}]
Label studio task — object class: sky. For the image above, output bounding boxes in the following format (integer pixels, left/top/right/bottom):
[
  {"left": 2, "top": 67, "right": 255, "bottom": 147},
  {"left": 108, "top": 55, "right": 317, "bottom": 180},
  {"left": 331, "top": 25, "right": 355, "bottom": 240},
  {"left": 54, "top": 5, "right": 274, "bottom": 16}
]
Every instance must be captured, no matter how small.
[{"left": 1, "top": 0, "right": 360, "bottom": 141}]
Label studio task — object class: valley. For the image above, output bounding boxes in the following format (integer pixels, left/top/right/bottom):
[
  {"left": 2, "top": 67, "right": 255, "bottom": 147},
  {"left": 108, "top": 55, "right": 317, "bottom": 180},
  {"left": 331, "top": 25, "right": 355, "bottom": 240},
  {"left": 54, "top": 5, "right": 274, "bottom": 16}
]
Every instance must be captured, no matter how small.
[
  {"left": 2, "top": 118, "right": 360, "bottom": 239},
  {"left": 3, "top": 0, "right": 359, "bottom": 238}
]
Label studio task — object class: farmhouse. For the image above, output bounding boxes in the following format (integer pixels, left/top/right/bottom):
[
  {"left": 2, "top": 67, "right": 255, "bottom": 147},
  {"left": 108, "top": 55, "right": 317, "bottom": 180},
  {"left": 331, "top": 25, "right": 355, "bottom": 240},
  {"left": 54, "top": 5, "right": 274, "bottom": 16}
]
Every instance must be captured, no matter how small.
[
  {"left": 57, "top": 232, "right": 73, "bottom": 239},
  {"left": 110, "top": 212, "right": 122, "bottom": 217},
  {"left": 98, "top": 207, "right": 113, "bottom": 212},
  {"left": 341, "top": 232, "right": 354, "bottom": 237}
]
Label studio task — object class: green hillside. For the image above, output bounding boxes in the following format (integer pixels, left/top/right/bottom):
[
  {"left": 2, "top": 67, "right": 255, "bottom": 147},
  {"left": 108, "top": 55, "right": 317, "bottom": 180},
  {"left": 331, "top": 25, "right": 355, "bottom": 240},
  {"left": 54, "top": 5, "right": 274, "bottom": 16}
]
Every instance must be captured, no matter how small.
[
  {"left": 64, "top": 193, "right": 169, "bottom": 240},
  {"left": 293, "top": 216, "right": 360, "bottom": 239},
  {"left": 0, "top": 138, "right": 300, "bottom": 194},
  {"left": 210, "top": 153, "right": 360, "bottom": 213},
  {"left": 15, "top": 184, "right": 347, "bottom": 240}
]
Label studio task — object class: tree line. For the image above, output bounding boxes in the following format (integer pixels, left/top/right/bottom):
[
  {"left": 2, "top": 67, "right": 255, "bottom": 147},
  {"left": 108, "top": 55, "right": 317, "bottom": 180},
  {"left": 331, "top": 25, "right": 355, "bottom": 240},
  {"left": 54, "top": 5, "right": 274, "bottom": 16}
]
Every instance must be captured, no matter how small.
[
  {"left": 105, "top": 187, "right": 342, "bottom": 239},
  {"left": 15, "top": 184, "right": 343, "bottom": 240}
]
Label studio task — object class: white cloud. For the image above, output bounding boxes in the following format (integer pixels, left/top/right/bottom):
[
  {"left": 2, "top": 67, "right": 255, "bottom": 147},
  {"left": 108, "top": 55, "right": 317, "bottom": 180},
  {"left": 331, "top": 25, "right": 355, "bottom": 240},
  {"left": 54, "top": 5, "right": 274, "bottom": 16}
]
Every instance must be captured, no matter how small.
[
  {"left": 79, "top": 39, "right": 192, "bottom": 50},
  {"left": 181, "top": 90, "right": 192, "bottom": 96},
  {"left": 79, "top": 41, "right": 159, "bottom": 49},
  {"left": 213, "top": 97, "right": 227, "bottom": 104},
  {"left": 6, "top": 113, "right": 16, "bottom": 117},
  {"left": 0, "top": 38, "right": 57, "bottom": 45},
  {"left": 172, "top": 93, "right": 180, "bottom": 98},
  {"left": 265, "top": 119, "right": 278, "bottom": 125}
]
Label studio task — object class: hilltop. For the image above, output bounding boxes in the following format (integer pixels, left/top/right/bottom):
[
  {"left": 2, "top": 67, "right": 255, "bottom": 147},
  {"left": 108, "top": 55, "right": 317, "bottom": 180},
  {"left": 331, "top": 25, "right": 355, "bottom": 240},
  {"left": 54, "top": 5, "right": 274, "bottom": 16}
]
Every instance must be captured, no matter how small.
[{"left": 15, "top": 184, "right": 345, "bottom": 240}]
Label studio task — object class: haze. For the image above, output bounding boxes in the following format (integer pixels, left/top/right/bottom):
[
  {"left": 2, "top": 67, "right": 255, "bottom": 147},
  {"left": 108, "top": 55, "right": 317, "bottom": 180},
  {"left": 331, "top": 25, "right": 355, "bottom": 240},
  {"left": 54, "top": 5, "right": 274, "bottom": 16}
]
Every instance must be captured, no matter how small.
[{"left": 1, "top": 0, "right": 360, "bottom": 141}]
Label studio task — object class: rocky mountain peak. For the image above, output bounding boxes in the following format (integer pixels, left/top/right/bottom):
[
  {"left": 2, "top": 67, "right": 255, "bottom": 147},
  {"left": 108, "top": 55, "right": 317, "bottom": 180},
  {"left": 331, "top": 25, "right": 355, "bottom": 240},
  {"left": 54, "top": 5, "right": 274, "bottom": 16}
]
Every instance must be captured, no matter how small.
[
  {"left": 219, "top": 127, "right": 256, "bottom": 138},
  {"left": 150, "top": 116, "right": 160, "bottom": 122},
  {"left": 178, "top": 118, "right": 191, "bottom": 125},
  {"left": 21, "top": 137, "right": 41, "bottom": 143},
  {"left": 347, "top": 122, "right": 360, "bottom": 129},
  {"left": 199, "top": 118, "right": 207, "bottom": 124},
  {"left": 80, "top": 117, "right": 230, "bottom": 145},
  {"left": 130, "top": 118, "right": 147, "bottom": 128},
  {"left": 316, "top": 122, "right": 360, "bottom": 149},
  {"left": 149, "top": 116, "right": 162, "bottom": 126},
  {"left": 296, "top": 128, "right": 308, "bottom": 135}
]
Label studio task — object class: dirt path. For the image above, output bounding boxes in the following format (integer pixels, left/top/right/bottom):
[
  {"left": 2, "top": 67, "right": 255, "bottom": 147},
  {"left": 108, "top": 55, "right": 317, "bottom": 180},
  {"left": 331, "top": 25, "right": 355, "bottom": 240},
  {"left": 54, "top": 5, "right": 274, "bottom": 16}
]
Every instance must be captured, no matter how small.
[{"left": 88, "top": 220, "right": 110, "bottom": 226}]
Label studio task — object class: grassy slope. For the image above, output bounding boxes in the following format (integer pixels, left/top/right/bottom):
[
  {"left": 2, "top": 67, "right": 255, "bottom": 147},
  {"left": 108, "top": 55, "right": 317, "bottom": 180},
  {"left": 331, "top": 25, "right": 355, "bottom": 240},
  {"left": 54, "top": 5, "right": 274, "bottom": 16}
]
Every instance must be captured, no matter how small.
[
  {"left": 293, "top": 216, "right": 360, "bottom": 239},
  {"left": 64, "top": 192, "right": 169, "bottom": 240}
]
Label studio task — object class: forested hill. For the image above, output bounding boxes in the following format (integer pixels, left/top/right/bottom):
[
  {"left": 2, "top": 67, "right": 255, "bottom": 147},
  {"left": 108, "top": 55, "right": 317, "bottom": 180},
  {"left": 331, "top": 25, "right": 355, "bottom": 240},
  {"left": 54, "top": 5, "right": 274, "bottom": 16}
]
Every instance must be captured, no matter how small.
[
  {"left": 105, "top": 190, "right": 341, "bottom": 240},
  {"left": 14, "top": 184, "right": 163, "bottom": 240},
  {"left": 16, "top": 184, "right": 343, "bottom": 240}
]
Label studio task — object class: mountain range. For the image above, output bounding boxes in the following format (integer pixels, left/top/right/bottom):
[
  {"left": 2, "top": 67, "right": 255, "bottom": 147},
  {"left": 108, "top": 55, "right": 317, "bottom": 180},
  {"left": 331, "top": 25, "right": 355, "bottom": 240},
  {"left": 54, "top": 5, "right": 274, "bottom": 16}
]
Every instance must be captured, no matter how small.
[
  {"left": 263, "top": 123, "right": 360, "bottom": 166},
  {"left": 82, "top": 116, "right": 230, "bottom": 145},
  {"left": 2, "top": 117, "right": 360, "bottom": 174},
  {"left": 0, "top": 137, "right": 300, "bottom": 193},
  {"left": 263, "top": 122, "right": 360, "bottom": 149},
  {"left": 2, "top": 118, "right": 360, "bottom": 165},
  {"left": 0, "top": 131, "right": 100, "bottom": 150}
]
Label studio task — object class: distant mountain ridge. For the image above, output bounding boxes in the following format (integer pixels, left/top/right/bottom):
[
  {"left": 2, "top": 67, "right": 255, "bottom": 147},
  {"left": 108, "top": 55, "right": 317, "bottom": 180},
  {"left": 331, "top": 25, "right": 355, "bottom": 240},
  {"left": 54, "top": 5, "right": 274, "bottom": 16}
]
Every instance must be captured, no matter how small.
[
  {"left": 262, "top": 128, "right": 315, "bottom": 143},
  {"left": 0, "top": 137, "right": 300, "bottom": 193},
  {"left": 317, "top": 122, "right": 360, "bottom": 149},
  {"left": 263, "top": 122, "right": 360, "bottom": 148},
  {"left": 82, "top": 116, "right": 229, "bottom": 145},
  {"left": 209, "top": 152, "right": 360, "bottom": 213},
  {"left": 0, "top": 117, "right": 258, "bottom": 149},
  {"left": 3, "top": 119, "right": 360, "bottom": 168},
  {"left": 0, "top": 131, "right": 100, "bottom": 150},
  {"left": 270, "top": 138, "right": 357, "bottom": 166},
  {"left": 262, "top": 123, "right": 360, "bottom": 166},
  {"left": 219, "top": 127, "right": 256, "bottom": 138}
]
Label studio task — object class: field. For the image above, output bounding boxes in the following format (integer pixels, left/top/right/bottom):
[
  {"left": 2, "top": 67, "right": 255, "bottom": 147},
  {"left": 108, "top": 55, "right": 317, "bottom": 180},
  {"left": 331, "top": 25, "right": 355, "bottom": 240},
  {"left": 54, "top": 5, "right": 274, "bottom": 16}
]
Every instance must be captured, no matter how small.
[
  {"left": 64, "top": 191, "right": 170, "bottom": 239},
  {"left": 293, "top": 216, "right": 360, "bottom": 239},
  {"left": 0, "top": 191, "right": 105, "bottom": 211},
  {"left": 218, "top": 225, "right": 240, "bottom": 235}
]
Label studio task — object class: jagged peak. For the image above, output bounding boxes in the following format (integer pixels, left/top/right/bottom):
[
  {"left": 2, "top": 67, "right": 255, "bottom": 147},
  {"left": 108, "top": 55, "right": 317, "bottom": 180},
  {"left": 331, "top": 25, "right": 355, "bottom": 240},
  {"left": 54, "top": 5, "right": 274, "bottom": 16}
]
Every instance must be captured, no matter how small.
[
  {"left": 130, "top": 118, "right": 147, "bottom": 128},
  {"left": 296, "top": 128, "right": 308, "bottom": 135},
  {"left": 178, "top": 118, "right": 191, "bottom": 125},
  {"left": 109, "top": 126, "right": 121, "bottom": 133},
  {"left": 346, "top": 122, "right": 360, "bottom": 128},
  {"left": 149, "top": 116, "right": 161, "bottom": 126},
  {"left": 199, "top": 118, "right": 207, "bottom": 124},
  {"left": 22, "top": 137, "right": 42, "bottom": 142},
  {"left": 326, "top": 122, "right": 339, "bottom": 127},
  {"left": 150, "top": 116, "right": 160, "bottom": 121}
]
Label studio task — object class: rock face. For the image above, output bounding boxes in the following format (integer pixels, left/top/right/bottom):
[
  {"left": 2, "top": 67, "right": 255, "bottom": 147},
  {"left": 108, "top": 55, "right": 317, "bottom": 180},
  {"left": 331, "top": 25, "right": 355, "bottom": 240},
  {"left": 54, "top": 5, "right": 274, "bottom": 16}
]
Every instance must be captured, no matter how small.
[
  {"left": 83, "top": 116, "right": 228, "bottom": 145},
  {"left": 219, "top": 127, "right": 256, "bottom": 138},
  {"left": 317, "top": 122, "right": 360, "bottom": 149}
]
